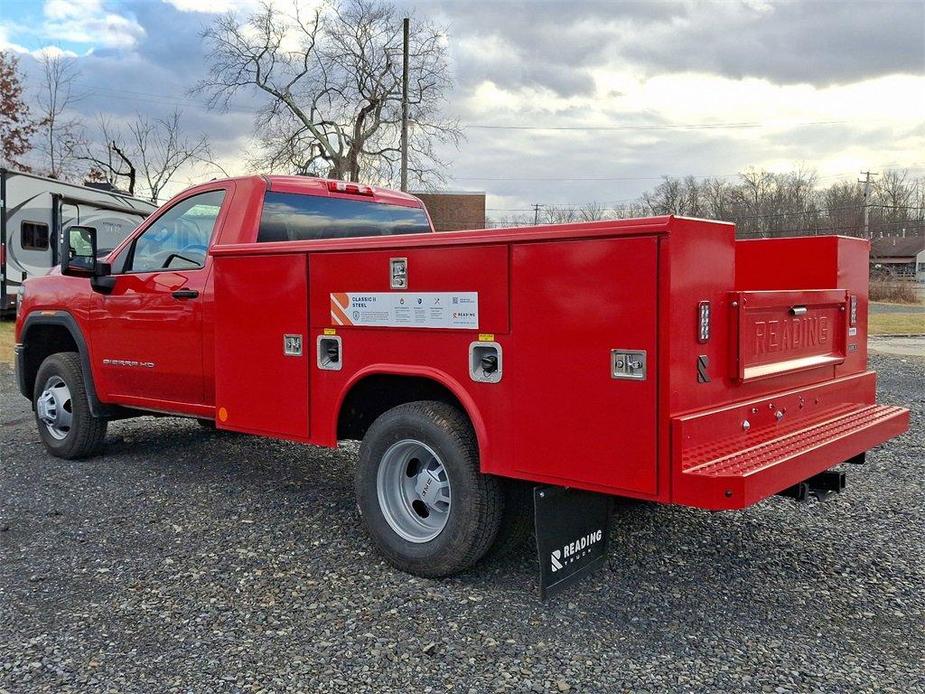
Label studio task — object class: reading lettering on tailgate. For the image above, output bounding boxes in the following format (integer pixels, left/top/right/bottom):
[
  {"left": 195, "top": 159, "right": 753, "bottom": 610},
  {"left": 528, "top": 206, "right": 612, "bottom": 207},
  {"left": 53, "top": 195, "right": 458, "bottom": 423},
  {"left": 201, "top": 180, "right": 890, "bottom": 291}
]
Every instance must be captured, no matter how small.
[{"left": 753, "top": 315, "right": 830, "bottom": 356}]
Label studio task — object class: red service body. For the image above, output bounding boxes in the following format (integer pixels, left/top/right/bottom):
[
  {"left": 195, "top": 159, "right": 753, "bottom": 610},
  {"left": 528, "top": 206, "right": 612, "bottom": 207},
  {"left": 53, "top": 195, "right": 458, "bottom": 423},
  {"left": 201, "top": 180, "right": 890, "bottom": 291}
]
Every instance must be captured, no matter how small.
[{"left": 15, "top": 175, "right": 910, "bottom": 561}]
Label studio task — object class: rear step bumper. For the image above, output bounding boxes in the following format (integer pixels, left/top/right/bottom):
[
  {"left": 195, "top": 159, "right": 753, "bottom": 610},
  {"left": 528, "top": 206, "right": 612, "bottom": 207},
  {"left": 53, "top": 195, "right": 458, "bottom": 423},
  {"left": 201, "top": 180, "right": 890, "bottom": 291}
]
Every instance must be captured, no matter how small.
[{"left": 671, "top": 374, "right": 909, "bottom": 511}]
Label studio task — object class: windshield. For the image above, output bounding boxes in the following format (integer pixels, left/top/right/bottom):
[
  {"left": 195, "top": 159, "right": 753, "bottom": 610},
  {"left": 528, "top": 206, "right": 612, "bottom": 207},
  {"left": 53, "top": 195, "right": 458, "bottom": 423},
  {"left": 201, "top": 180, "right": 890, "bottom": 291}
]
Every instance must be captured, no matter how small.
[{"left": 257, "top": 192, "right": 432, "bottom": 242}]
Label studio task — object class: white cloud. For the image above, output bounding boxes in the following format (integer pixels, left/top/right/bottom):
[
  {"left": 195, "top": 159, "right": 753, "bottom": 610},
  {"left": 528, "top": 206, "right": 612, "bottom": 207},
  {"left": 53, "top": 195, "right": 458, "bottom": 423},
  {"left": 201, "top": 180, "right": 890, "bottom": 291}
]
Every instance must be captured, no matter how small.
[
  {"left": 161, "top": 0, "right": 260, "bottom": 13},
  {"left": 30, "top": 44, "right": 80, "bottom": 59},
  {"left": 0, "top": 24, "right": 31, "bottom": 54},
  {"left": 0, "top": 23, "right": 81, "bottom": 59},
  {"left": 42, "top": 0, "right": 145, "bottom": 50}
]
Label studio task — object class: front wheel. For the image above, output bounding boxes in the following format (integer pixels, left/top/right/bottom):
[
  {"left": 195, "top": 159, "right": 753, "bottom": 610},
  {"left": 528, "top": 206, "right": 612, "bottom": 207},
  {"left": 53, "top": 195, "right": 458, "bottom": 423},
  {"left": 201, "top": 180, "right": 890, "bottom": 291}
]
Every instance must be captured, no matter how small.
[
  {"left": 33, "top": 352, "right": 108, "bottom": 459},
  {"left": 355, "top": 401, "right": 503, "bottom": 577}
]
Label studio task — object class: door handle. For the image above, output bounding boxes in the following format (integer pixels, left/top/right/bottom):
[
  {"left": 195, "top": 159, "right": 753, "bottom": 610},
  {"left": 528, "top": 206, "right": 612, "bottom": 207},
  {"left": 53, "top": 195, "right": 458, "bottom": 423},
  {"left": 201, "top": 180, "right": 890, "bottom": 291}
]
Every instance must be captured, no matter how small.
[{"left": 172, "top": 289, "right": 199, "bottom": 300}]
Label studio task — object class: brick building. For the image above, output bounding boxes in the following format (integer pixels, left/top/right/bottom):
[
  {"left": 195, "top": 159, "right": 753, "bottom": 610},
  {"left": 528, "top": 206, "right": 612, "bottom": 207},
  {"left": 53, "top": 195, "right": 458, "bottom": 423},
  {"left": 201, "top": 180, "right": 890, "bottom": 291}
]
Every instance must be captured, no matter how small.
[{"left": 412, "top": 191, "right": 486, "bottom": 232}]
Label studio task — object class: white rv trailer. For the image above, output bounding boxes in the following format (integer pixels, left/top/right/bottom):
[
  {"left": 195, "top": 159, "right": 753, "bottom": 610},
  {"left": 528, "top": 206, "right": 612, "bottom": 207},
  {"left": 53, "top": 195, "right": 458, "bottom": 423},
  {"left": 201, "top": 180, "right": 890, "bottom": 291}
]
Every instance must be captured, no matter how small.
[{"left": 0, "top": 168, "right": 157, "bottom": 313}]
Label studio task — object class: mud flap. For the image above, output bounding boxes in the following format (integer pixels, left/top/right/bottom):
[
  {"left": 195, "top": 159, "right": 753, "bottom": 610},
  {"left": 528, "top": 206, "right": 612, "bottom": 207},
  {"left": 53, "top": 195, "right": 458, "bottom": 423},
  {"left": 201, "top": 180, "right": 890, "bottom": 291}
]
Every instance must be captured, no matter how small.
[{"left": 534, "top": 486, "right": 611, "bottom": 600}]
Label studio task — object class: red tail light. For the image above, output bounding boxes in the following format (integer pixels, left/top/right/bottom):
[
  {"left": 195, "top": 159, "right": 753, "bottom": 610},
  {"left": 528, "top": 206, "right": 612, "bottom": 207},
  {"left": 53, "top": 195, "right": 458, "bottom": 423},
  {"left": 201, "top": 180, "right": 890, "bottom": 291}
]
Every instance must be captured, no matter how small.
[{"left": 327, "top": 180, "right": 374, "bottom": 196}]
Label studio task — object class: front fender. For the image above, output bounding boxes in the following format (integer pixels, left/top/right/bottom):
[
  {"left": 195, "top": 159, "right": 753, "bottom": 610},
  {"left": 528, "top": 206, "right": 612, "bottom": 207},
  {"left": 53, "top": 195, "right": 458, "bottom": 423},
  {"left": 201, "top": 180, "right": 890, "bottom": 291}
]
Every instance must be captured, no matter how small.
[{"left": 18, "top": 310, "right": 111, "bottom": 417}]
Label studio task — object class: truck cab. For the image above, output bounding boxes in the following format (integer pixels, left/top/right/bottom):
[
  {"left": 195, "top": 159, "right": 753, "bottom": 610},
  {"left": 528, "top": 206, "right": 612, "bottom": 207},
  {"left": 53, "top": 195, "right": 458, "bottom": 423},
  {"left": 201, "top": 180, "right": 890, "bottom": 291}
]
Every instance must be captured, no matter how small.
[{"left": 15, "top": 175, "right": 433, "bottom": 426}]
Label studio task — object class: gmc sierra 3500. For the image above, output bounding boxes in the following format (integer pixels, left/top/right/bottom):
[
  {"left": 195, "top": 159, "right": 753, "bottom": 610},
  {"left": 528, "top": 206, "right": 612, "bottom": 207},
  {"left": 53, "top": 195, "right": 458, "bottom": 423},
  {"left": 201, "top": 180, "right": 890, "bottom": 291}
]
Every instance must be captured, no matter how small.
[{"left": 14, "top": 175, "right": 910, "bottom": 588}]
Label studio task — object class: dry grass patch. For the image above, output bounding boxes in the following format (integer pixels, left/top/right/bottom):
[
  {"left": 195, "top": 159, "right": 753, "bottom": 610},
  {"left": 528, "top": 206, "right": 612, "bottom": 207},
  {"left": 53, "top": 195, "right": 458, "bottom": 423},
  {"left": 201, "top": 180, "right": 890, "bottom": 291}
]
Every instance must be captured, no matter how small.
[
  {"left": 869, "top": 313, "right": 925, "bottom": 335},
  {"left": 869, "top": 280, "right": 920, "bottom": 304},
  {"left": 0, "top": 320, "right": 14, "bottom": 365}
]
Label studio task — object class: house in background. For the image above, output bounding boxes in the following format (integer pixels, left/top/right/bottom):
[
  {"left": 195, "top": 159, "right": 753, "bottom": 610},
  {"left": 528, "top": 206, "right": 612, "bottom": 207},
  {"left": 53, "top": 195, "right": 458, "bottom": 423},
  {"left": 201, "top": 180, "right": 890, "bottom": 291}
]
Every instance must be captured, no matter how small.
[
  {"left": 870, "top": 236, "right": 925, "bottom": 282},
  {"left": 413, "top": 191, "right": 486, "bottom": 232}
]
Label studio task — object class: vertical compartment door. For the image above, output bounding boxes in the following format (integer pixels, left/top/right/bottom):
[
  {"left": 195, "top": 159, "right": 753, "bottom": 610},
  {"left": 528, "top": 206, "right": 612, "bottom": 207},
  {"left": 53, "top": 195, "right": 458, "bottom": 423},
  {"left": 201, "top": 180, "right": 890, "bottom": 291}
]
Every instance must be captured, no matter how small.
[
  {"left": 510, "top": 236, "right": 659, "bottom": 495},
  {"left": 214, "top": 253, "right": 310, "bottom": 439}
]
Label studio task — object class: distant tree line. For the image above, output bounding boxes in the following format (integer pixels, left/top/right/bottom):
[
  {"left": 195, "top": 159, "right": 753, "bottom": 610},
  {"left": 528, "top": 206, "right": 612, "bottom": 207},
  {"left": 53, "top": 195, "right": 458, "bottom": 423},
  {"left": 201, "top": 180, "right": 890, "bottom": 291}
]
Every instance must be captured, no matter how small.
[{"left": 490, "top": 168, "right": 925, "bottom": 239}]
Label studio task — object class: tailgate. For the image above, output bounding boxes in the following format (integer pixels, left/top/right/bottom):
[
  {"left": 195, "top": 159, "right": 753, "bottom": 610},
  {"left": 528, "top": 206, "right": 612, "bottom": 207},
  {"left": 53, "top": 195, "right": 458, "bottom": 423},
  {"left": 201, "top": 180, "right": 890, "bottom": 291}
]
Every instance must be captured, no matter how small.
[{"left": 731, "top": 289, "right": 849, "bottom": 382}]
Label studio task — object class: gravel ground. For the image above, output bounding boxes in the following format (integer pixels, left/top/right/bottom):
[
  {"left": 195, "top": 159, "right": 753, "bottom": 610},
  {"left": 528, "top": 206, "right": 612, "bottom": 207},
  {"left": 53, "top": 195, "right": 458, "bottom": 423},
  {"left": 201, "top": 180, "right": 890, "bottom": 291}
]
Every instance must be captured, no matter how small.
[{"left": 1, "top": 355, "right": 923, "bottom": 693}]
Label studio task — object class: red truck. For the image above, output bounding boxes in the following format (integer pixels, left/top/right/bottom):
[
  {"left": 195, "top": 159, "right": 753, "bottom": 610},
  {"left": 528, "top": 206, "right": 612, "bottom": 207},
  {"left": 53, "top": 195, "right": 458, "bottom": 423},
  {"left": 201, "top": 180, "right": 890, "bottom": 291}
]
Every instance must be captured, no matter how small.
[{"left": 14, "top": 175, "right": 910, "bottom": 583}]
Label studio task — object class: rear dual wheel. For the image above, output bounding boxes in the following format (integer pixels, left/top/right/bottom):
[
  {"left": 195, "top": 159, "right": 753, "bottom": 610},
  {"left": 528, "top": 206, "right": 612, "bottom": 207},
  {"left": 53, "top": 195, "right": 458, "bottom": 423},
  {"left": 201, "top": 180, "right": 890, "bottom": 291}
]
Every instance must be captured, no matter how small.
[{"left": 355, "top": 401, "right": 505, "bottom": 577}]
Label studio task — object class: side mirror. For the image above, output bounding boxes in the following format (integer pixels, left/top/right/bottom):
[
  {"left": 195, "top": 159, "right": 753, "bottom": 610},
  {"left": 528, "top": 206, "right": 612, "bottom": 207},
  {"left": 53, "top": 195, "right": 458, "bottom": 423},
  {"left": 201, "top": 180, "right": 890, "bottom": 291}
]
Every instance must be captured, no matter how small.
[{"left": 61, "top": 225, "right": 99, "bottom": 277}]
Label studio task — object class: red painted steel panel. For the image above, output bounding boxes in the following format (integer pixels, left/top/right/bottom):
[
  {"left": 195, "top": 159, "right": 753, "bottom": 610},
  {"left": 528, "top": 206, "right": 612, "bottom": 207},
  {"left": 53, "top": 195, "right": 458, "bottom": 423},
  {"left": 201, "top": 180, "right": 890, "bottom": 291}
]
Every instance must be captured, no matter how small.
[
  {"left": 90, "top": 268, "right": 208, "bottom": 406},
  {"left": 213, "top": 254, "right": 310, "bottom": 440},
  {"left": 736, "top": 236, "right": 843, "bottom": 290},
  {"left": 308, "top": 245, "right": 510, "bottom": 333},
  {"left": 662, "top": 218, "right": 737, "bottom": 416},
  {"left": 508, "top": 236, "right": 659, "bottom": 495},
  {"left": 306, "top": 333, "right": 513, "bottom": 467}
]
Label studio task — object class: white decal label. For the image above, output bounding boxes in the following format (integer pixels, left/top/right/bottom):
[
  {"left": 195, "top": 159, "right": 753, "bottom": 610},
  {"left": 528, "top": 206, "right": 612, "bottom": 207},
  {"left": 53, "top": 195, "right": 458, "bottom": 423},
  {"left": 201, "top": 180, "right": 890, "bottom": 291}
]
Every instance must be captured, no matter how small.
[{"left": 330, "top": 292, "right": 478, "bottom": 329}]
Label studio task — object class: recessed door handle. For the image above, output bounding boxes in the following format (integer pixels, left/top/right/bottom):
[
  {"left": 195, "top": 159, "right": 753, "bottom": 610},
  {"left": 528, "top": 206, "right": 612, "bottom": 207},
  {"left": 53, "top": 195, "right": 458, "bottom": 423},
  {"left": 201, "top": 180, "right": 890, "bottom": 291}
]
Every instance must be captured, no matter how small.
[{"left": 172, "top": 289, "right": 199, "bottom": 300}]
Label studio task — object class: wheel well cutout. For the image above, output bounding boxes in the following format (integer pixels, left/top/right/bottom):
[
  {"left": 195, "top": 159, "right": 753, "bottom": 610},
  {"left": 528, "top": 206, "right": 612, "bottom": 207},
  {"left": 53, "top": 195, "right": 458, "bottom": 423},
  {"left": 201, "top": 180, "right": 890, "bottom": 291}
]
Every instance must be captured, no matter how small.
[
  {"left": 22, "top": 325, "right": 79, "bottom": 397},
  {"left": 337, "top": 375, "right": 467, "bottom": 441}
]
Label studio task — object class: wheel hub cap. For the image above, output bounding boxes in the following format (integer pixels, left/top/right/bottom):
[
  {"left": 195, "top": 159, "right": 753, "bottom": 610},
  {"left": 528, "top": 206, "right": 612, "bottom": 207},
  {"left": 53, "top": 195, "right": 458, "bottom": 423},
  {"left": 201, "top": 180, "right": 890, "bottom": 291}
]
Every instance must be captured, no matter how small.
[
  {"left": 36, "top": 376, "right": 73, "bottom": 440},
  {"left": 377, "top": 439, "right": 451, "bottom": 543}
]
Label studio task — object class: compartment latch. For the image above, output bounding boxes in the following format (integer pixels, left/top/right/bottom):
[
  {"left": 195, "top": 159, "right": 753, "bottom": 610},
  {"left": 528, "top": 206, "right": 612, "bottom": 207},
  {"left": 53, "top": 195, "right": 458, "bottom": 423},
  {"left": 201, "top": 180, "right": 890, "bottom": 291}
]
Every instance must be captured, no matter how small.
[{"left": 611, "top": 349, "right": 647, "bottom": 381}]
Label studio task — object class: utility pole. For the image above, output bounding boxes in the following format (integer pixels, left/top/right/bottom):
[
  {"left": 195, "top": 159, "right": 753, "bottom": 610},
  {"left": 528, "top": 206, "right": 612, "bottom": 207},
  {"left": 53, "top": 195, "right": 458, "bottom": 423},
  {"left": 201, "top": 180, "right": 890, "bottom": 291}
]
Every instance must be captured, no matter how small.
[
  {"left": 532, "top": 203, "right": 542, "bottom": 225},
  {"left": 400, "top": 17, "right": 410, "bottom": 192},
  {"left": 859, "top": 170, "right": 878, "bottom": 238}
]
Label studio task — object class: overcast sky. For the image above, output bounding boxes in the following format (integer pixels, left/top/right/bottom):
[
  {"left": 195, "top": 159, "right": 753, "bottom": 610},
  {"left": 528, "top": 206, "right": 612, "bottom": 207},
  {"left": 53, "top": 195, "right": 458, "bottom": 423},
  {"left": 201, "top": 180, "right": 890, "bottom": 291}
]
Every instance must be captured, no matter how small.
[{"left": 2, "top": 0, "right": 924, "bottom": 216}]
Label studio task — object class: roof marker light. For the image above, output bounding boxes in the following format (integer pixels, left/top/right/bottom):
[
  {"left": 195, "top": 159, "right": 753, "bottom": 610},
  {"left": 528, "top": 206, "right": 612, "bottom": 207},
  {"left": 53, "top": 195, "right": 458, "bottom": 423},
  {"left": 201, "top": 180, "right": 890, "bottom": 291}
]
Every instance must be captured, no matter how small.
[{"left": 327, "top": 180, "right": 374, "bottom": 196}]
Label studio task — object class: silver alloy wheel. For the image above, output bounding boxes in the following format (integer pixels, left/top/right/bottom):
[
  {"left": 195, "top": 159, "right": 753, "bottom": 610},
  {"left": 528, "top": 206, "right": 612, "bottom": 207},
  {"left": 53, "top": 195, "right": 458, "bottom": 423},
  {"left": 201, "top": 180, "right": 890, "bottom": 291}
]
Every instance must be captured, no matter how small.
[
  {"left": 36, "top": 375, "right": 73, "bottom": 441},
  {"left": 376, "top": 439, "right": 452, "bottom": 543}
]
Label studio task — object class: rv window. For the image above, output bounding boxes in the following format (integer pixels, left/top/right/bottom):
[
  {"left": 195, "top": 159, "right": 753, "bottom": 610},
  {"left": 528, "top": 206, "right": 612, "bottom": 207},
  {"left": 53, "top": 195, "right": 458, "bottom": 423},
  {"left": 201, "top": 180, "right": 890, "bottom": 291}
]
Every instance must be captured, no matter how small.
[{"left": 21, "top": 221, "right": 50, "bottom": 251}]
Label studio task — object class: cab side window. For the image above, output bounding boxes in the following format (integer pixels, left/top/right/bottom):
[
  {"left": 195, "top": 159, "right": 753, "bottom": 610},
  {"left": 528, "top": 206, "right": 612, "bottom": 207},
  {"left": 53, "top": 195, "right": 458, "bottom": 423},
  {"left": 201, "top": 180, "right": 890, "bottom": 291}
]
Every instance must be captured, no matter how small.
[{"left": 127, "top": 190, "right": 225, "bottom": 273}]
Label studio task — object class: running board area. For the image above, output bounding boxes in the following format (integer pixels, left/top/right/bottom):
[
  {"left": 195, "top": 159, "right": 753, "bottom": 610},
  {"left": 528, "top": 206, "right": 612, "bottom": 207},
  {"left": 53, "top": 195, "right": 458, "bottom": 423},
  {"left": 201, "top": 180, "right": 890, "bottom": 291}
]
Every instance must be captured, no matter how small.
[{"left": 673, "top": 402, "right": 909, "bottom": 510}]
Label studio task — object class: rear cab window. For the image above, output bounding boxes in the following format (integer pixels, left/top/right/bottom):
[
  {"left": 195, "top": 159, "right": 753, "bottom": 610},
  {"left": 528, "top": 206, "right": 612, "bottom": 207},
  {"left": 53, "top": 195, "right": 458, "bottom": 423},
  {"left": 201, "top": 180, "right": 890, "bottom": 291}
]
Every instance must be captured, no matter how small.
[{"left": 257, "top": 192, "right": 431, "bottom": 242}]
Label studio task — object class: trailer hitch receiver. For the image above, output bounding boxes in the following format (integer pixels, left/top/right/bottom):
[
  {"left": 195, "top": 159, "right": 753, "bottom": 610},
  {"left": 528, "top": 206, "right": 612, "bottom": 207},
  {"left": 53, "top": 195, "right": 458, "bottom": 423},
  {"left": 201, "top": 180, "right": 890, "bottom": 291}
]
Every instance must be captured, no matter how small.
[{"left": 779, "top": 470, "right": 847, "bottom": 503}]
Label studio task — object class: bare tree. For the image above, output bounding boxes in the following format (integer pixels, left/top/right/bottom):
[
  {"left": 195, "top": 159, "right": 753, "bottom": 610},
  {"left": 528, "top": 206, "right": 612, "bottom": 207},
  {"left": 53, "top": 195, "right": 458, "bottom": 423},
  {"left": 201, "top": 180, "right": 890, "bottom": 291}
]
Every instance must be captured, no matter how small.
[
  {"left": 35, "top": 53, "right": 84, "bottom": 179},
  {"left": 195, "top": 0, "right": 460, "bottom": 186},
  {"left": 129, "top": 110, "right": 211, "bottom": 203},
  {"left": 643, "top": 177, "right": 686, "bottom": 215},
  {"left": 78, "top": 114, "right": 137, "bottom": 194}
]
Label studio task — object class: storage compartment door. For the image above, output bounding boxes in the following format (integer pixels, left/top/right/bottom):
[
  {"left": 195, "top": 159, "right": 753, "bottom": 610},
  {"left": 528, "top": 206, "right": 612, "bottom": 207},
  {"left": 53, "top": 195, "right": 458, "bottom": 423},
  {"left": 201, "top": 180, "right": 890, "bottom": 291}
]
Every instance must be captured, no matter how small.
[
  {"left": 510, "top": 236, "right": 659, "bottom": 495},
  {"left": 214, "top": 253, "right": 310, "bottom": 439}
]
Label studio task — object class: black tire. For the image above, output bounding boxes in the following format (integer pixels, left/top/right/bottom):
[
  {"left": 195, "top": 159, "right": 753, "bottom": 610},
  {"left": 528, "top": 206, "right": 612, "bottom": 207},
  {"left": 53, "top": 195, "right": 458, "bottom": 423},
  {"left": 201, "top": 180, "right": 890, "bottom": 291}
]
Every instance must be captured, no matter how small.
[
  {"left": 355, "top": 401, "right": 503, "bottom": 577},
  {"left": 487, "top": 479, "right": 535, "bottom": 558},
  {"left": 33, "top": 352, "right": 107, "bottom": 460}
]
